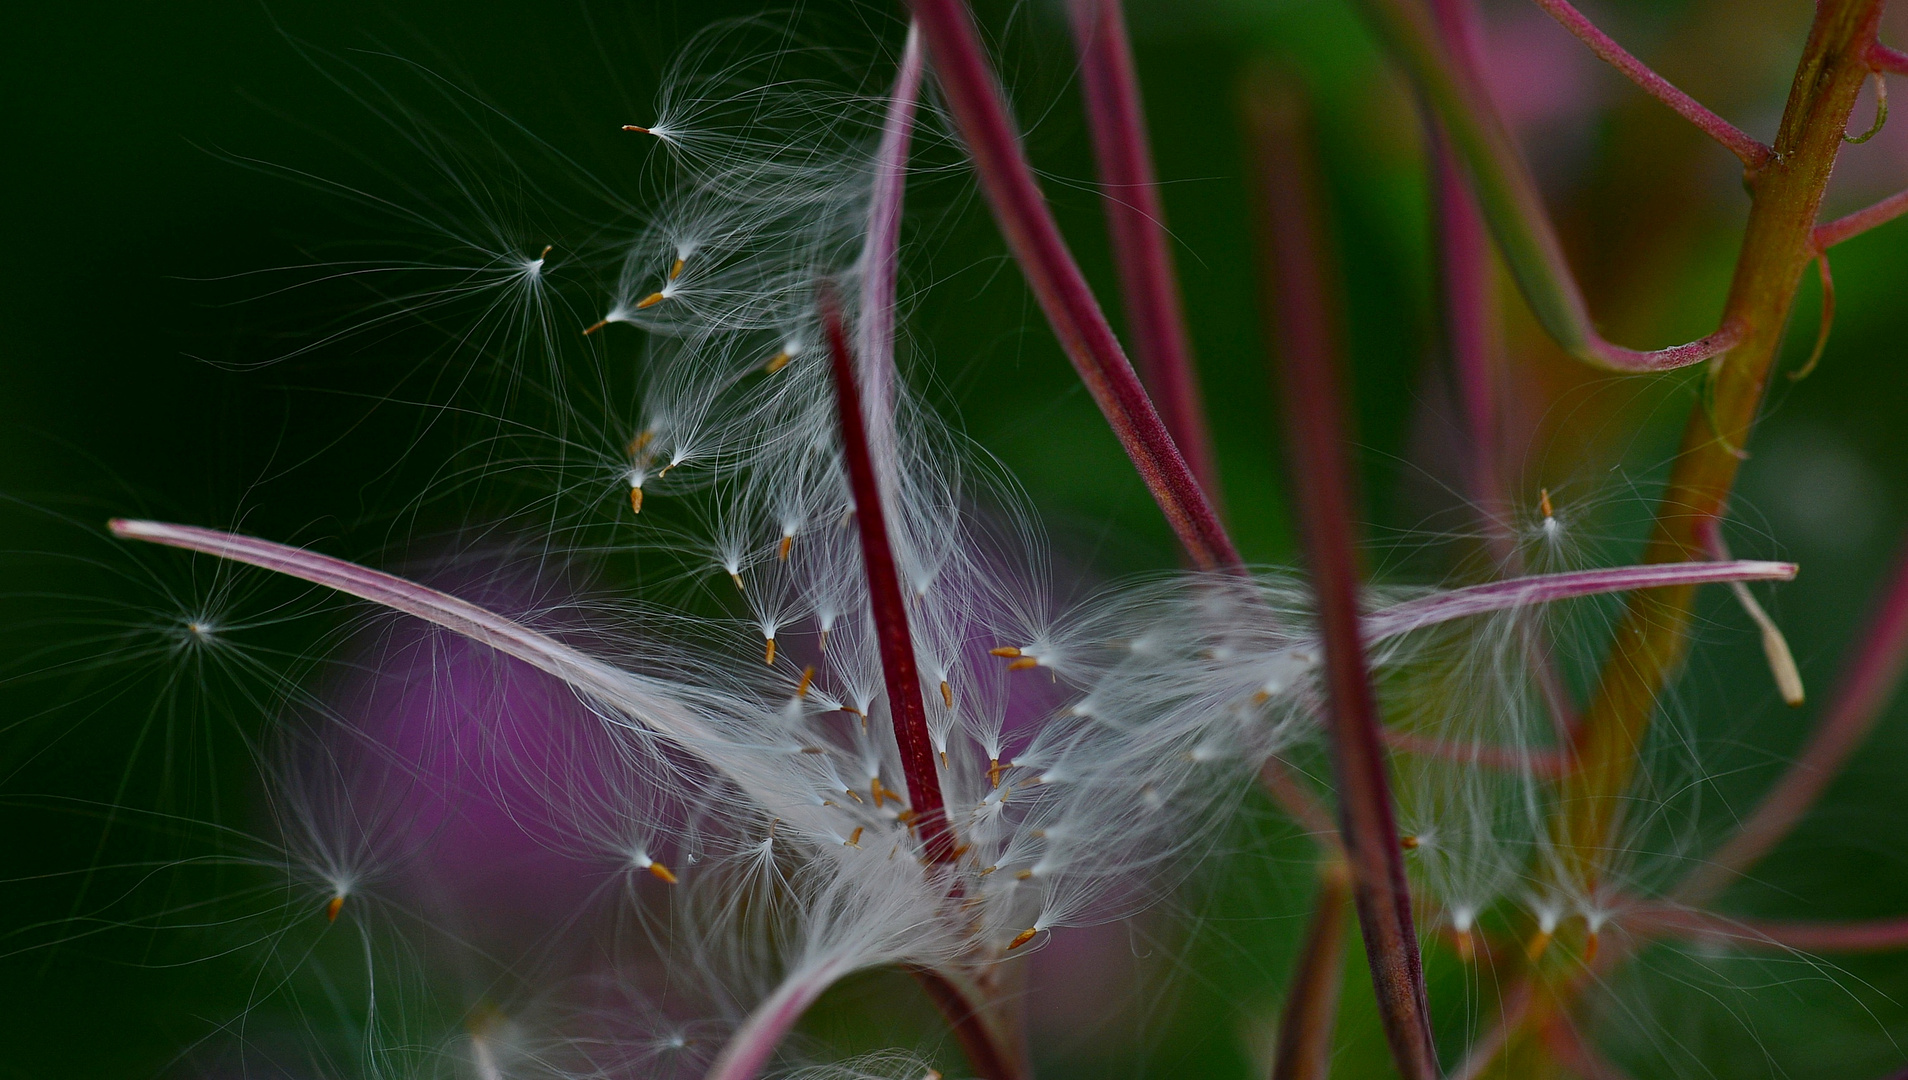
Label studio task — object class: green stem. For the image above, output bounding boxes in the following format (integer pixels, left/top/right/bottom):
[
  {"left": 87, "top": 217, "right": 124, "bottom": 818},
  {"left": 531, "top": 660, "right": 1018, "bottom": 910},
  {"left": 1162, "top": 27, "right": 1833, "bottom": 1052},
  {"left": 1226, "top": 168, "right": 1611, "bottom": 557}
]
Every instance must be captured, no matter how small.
[
  {"left": 1351, "top": 0, "right": 1745, "bottom": 372},
  {"left": 1555, "top": 0, "right": 1887, "bottom": 891}
]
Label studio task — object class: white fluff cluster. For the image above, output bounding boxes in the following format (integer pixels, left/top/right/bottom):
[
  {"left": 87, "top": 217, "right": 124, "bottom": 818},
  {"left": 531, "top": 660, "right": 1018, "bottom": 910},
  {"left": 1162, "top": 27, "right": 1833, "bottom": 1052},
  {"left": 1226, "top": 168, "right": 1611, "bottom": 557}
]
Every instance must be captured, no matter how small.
[{"left": 204, "top": 17, "right": 1606, "bottom": 1078}]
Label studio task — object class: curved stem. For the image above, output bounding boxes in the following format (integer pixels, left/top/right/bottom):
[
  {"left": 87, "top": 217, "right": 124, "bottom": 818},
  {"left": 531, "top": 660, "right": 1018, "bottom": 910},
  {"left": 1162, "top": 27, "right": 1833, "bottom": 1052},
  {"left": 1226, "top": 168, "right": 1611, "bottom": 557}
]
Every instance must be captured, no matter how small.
[
  {"left": 1530, "top": 0, "right": 1773, "bottom": 167},
  {"left": 1554, "top": 0, "right": 1886, "bottom": 894},
  {"left": 906, "top": 0, "right": 1240, "bottom": 570},
  {"left": 105, "top": 520, "right": 722, "bottom": 750},
  {"left": 1066, "top": 0, "right": 1219, "bottom": 500},
  {"left": 857, "top": 22, "right": 926, "bottom": 475},
  {"left": 1350, "top": 0, "right": 1745, "bottom": 372},
  {"left": 704, "top": 957, "right": 853, "bottom": 1080},
  {"left": 910, "top": 967, "right": 1031, "bottom": 1080},
  {"left": 1814, "top": 186, "right": 1908, "bottom": 251}
]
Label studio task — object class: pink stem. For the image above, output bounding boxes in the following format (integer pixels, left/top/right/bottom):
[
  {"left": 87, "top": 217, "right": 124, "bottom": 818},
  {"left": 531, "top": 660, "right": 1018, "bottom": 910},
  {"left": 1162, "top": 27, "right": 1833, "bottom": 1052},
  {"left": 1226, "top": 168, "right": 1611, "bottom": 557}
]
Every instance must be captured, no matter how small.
[
  {"left": 703, "top": 957, "right": 852, "bottom": 1080},
  {"left": 906, "top": 0, "right": 1241, "bottom": 571},
  {"left": 820, "top": 288, "right": 955, "bottom": 865},
  {"left": 1434, "top": 137, "right": 1507, "bottom": 536},
  {"left": 1066, "top": 0, "right": 1220, "bottom": 500},
  {"left": 1382, "top": 731, "right": 1567, "bottom": 777},
  {"left": 105, "top": 520, "right": 721, "bottom": 748},
  {"left": 1872, "top": 42, "right": 1908, "bottom": 75},
  {"left": 1360, "top": 559, "right": 1796, "bottom": 644},
  {"left": 856, "top": 22, "right": 926, "bottom": 468},
  {"left": 1813, "top": 187, "right": 1908, "bottom": 252},
  {"left": 1529, "top": 0, "right": 1772, "bottom": 168},
  {"left": 1270, "top": 859, "right": 1352, "bottom": 1080},
  {"left": 1678, "top": 533, "right": 1908, "bottom": 903},
  {"left": 1420, "top": 6, "right": 1583, "bottom": 737},
  {"left": 1634, "top": 906, "right": 1908, "bottom": 954},
  {"left": 1540, "top": 1019, "right": 1638, "bottom": 1080},
  {"left": 1247, "top": 75, "right": 1439, "bottom": 1080}
]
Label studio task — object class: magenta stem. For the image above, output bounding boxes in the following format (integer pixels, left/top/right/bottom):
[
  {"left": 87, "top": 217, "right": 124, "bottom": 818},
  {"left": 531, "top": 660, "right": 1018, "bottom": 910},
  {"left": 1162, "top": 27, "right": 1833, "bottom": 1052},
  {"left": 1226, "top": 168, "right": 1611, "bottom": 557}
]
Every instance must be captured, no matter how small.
[
  {"left": 1872, "top": 42, "right": 1908, "bottom": 75},
  {"left": 1677, "top": 533, "right": 1908, "bottom": 903},
  {"left": 1382, "top": 731, "right": 1567, "bottom": 777},
  {"left": 1247, "top": 76, "right": 1439, "bottom": 1080},
  {"left": 1530, "top": 0, "right": 1772, "bottom": 168},
  {"left": 1814, "top": 187, "right": 1908, "bottom": 252},
  {"left": 1421, "top": 6, "right": 1583, "bottom": 739},
  {"left": 1352, "top": 0, "right": 1744, "bottom": 373},
  {"left": 1361, "top": 559, "right": 1796, "bottom": 644},
  {"left": 105, "top": 520, "right": 724, "bottom": 747},
  {"left": 856, "top": 22, "right": 926, "bottom": 465},
  {"left": 820, "top": 287, "right": 955, "bottom": 865},
  {"left": 1634, "top": 906, "right": 1908, "bottom": 954},
  {"left": 1066, "top": 0, "right": 1220, "bottom": 501},
  {"left": 1270, "top": 859, "right": 1352, "bottom": 1080},
  {"left": 1433, "top": 137, "right": 1506, "bottom": 533},
  {"left": 906, "top": 0, "right": 1241, "bottom": 571},
  {"left": 703, "top": 957, "right": 852, "bottom": 1080},
  {"left": 1540, "top": 1019, "right": 1639, "bottom": 1080}
]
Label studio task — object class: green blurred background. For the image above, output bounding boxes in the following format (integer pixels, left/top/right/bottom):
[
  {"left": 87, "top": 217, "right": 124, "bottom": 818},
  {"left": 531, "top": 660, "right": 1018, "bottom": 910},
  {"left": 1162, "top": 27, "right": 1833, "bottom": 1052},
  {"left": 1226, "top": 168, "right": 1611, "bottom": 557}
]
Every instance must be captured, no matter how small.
[{"left": 5, "top": 0, "right": 1908, "bottom": 1076}]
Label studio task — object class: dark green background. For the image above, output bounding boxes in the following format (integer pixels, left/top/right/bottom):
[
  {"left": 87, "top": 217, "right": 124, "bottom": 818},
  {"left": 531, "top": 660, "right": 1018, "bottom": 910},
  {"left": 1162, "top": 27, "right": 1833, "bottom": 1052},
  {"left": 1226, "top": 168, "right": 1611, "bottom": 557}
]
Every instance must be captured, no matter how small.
[{"left": 6, "top": 0, "right": 1908, "bottom": 1076}]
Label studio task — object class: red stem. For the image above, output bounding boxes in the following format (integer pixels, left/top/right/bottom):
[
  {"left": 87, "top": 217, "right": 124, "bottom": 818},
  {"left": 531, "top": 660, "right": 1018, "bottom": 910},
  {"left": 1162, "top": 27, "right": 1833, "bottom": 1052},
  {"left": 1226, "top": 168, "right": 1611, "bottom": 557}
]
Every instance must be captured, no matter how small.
[
  {"left": 1383, "top": 731, "right": 1567, "bottom": 777},
  {"left": 906, "top": 0, "right": 1241, "bottom": 571},
  {"left": 1270, "top": 859, "right": 1352, "bottom": 1080},
  {"left": 1636, "top": 906, "right": 1908, "bottom": 953},
  {"left": 1247, "top": 74, "right": 1440, "bottom": 1080},
  {"left": 1424, "top": 0, "right": 1583, "bottom": 740},
  {"left": 1066, "top": 0, "right": 1220, "bottom": 501},
  {"left": 909, "top": 968, "right": 1030, "bottom": 1080},
  {"left": 1540, "top": 1019, "right": 1638, "bottom": 1080},
  {"left": 1872, "top": 41, "right": 1908, "bottom": 75},
  {"left": 1529, "top": 0, "right": 1773, "bottom": 168},
  {"left": 1678, "top": 531, "right": 1908, "bottom": 902},
  {"left": 820, "top": 286, "right": 955, "bottom": 865},
  {"left": 1814, "top": 187, "right": 1908, "bottom": 251}
]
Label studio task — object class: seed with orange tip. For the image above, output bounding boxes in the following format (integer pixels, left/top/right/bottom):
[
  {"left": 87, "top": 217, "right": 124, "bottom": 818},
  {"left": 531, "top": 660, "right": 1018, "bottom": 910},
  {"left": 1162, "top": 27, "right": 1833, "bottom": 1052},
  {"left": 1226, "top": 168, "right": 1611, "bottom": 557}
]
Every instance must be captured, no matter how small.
[
  {"left": 1007, "top": 928, "right": 1038, "bottom": 950},
  {"left": 1006, "top": 657, "right": 1038, "bottom": 671},
  {"left": 939, "top": 680, "right": 952, "bottom": 708},
  {"left": 1583, "top": 930, "right": 1600, "bottom": 964},
  {"left": 845, "top": 826, "right": 863, "bottom": 848},
  {"left": 635, "top": 291, "right": 667, "bottom": 309},
  {"left": 1014, "top": 869, "right": 1033, "bottom": 881},
  {"left": 730, "top": 571, "right": 745, "bottom": 591},
  {"left": 324, "top": 894, "right": 345, "bottom": 922},
  {"left": 628, "top": 429, "right": 655, "bottom": 456},
  {"left": 647, "top": 861, "right": 678, "bottom": 884},
  {"left": 1539, "top": 487, "right": 1555, "bottom": 519},
  {"left": 764, "top": 351, "right": 792, "bottom": 373},
  {"left": 622, "top": 123, "right": 651, "bottom": 133},
  {"left": 1525, "top": 928, "right": 1553, "bottom": 963},
  {"left": 795, "top": 665, "right": 815, "bottom": 698},
  {"left": 987, "top": 758, "right": 1005, "bottom": 788},
  {"left": 1400, "top": 834, "right": 1419, "bottom": 850},
  {"left": 1453, "top": 928, "right": 1475, "bottom": 964},
  {"left": 629, "top": 487, "right": 644, "bottom": 514},
  {"left": 778, "top": 534, "right": 793, "bottom": 560},
  {"left": 668, "top": 257, "right": 685, "bottom": 280},
  {"left": 988, "top": 646, "right": 1022, "bottom": 658},
  {"left": 582, "top": 317, "right": 610, "bottom": 336},
  {"left": 764, "top": 638, "right": 776, "bottom": 665}
]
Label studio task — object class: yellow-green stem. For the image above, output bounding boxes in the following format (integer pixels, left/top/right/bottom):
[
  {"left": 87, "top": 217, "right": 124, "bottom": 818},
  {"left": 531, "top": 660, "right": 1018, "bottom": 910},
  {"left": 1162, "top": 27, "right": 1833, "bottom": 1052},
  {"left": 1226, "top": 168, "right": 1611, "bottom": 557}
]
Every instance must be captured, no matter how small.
[{"left": 1555, "top": 0, "right": 1887, "bottom": 891}]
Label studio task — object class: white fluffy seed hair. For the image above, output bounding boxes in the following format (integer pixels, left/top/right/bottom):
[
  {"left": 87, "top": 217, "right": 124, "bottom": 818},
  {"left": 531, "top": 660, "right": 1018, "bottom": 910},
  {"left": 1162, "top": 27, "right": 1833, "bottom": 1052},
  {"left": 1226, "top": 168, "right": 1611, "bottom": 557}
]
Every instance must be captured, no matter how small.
[{"left": 195, "top": 11, "right": 1705, "bottom": 1075}]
